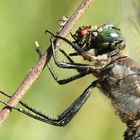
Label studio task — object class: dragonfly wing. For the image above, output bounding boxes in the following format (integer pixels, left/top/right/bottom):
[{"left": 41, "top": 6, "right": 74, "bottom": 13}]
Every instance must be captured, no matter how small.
[{"left": 121, "top": 0, "right": 140, "bottom": 59}]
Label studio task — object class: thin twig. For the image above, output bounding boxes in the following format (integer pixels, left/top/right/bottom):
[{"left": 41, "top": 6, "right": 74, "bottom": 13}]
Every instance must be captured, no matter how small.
[{"left": 0, "top": 0, "right": 94, "bottom": 125}]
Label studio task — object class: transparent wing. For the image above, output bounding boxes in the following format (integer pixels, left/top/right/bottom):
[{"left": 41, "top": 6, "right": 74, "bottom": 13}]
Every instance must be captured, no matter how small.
[{"left": 121, "top": 0, "right": 140, "bottom": 59}]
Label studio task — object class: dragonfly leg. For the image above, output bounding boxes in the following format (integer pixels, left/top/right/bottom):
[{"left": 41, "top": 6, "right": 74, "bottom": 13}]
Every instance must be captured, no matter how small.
[
  {"left": 0, "top": 80, "right": 99, "bottom": 126},
  {"left": 50, "top": 37, "right": 93, "bottom": 70},
  {"left": 59, "top": 49, "right": 74, "bottom": 63},
  {"left": 35, "top": 40, "right": 90, "bottom": 84},
  {"left": 47, "top": 63, "right": 90, "bottom": 85}
]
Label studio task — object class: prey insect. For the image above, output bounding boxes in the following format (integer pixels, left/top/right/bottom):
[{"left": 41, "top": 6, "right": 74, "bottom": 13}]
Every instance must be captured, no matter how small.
[{"left": 1, "top": 23, "right": 140, "bottom": 139}]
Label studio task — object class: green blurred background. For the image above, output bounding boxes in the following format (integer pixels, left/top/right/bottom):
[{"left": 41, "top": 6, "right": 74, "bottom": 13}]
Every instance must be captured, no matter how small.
[{"left": 0, "top": 0, "right": 140, "bottom": 140}]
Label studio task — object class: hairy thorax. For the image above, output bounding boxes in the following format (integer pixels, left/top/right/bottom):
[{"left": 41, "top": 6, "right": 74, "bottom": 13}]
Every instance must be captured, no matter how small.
[{"left": 98, "top": 57, "right": 140, "bottom": 123}]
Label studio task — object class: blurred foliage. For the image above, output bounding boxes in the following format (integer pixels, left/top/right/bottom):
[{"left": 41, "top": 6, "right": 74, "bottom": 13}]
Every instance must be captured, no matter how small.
[{"left": 0, "top": 0, "right": 140, "bottom": 140}]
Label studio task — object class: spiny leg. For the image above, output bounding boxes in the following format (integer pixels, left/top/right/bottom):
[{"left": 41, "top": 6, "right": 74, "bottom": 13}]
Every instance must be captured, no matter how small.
[
  {"left": 46, "top": 30, "right": 97, "bottom": 61},
  {"left": 48, "top": 43, "right": 90, "bottom": 83},
  {"left": 47, "top": 63, "right": 91, "bottom": 85},
  {"left": 47, "top": 36, "right": 95, "bottom": 83},
  {"left": 50, "top": 36, "right": 93, "bottom": 70},
  {"left": 35, "top": 40, "right": 90, "bottom": 84},
  {"left": 0, "top": 80, "right": 98, "bottom": 126},
  {"left": 48, "top": 47, "right": 84, "bottom": 83},
  {"left": 59, "top": 49, "right": 74, "bottom": 63}
]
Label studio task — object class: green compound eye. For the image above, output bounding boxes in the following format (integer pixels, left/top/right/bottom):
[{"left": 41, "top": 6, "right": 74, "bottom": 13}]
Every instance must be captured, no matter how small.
[
  {"left": 96, "top": 26, "right": 124, "bottom": 45},
  {"left": 93, "top": 24, "right": 125, "bottom": 51}
]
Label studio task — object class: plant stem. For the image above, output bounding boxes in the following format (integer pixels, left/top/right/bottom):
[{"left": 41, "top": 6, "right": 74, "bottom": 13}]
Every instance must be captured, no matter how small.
[{"left": 0, "top": 0, "right": 94, "bottom": 125}]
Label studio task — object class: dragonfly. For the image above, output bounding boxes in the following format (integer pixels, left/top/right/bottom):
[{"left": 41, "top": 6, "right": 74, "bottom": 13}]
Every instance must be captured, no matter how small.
[
  {"left": 0, "top": 1, "right": 140, "bottom": 140},
  {"left": 0, "top": 23, "right": 127, "bottom": 124}
]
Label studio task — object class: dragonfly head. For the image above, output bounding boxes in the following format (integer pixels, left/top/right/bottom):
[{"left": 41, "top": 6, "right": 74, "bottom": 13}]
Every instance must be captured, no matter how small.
[{"left": 72, "top": 24, "right": 126, "bottom": 56}]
